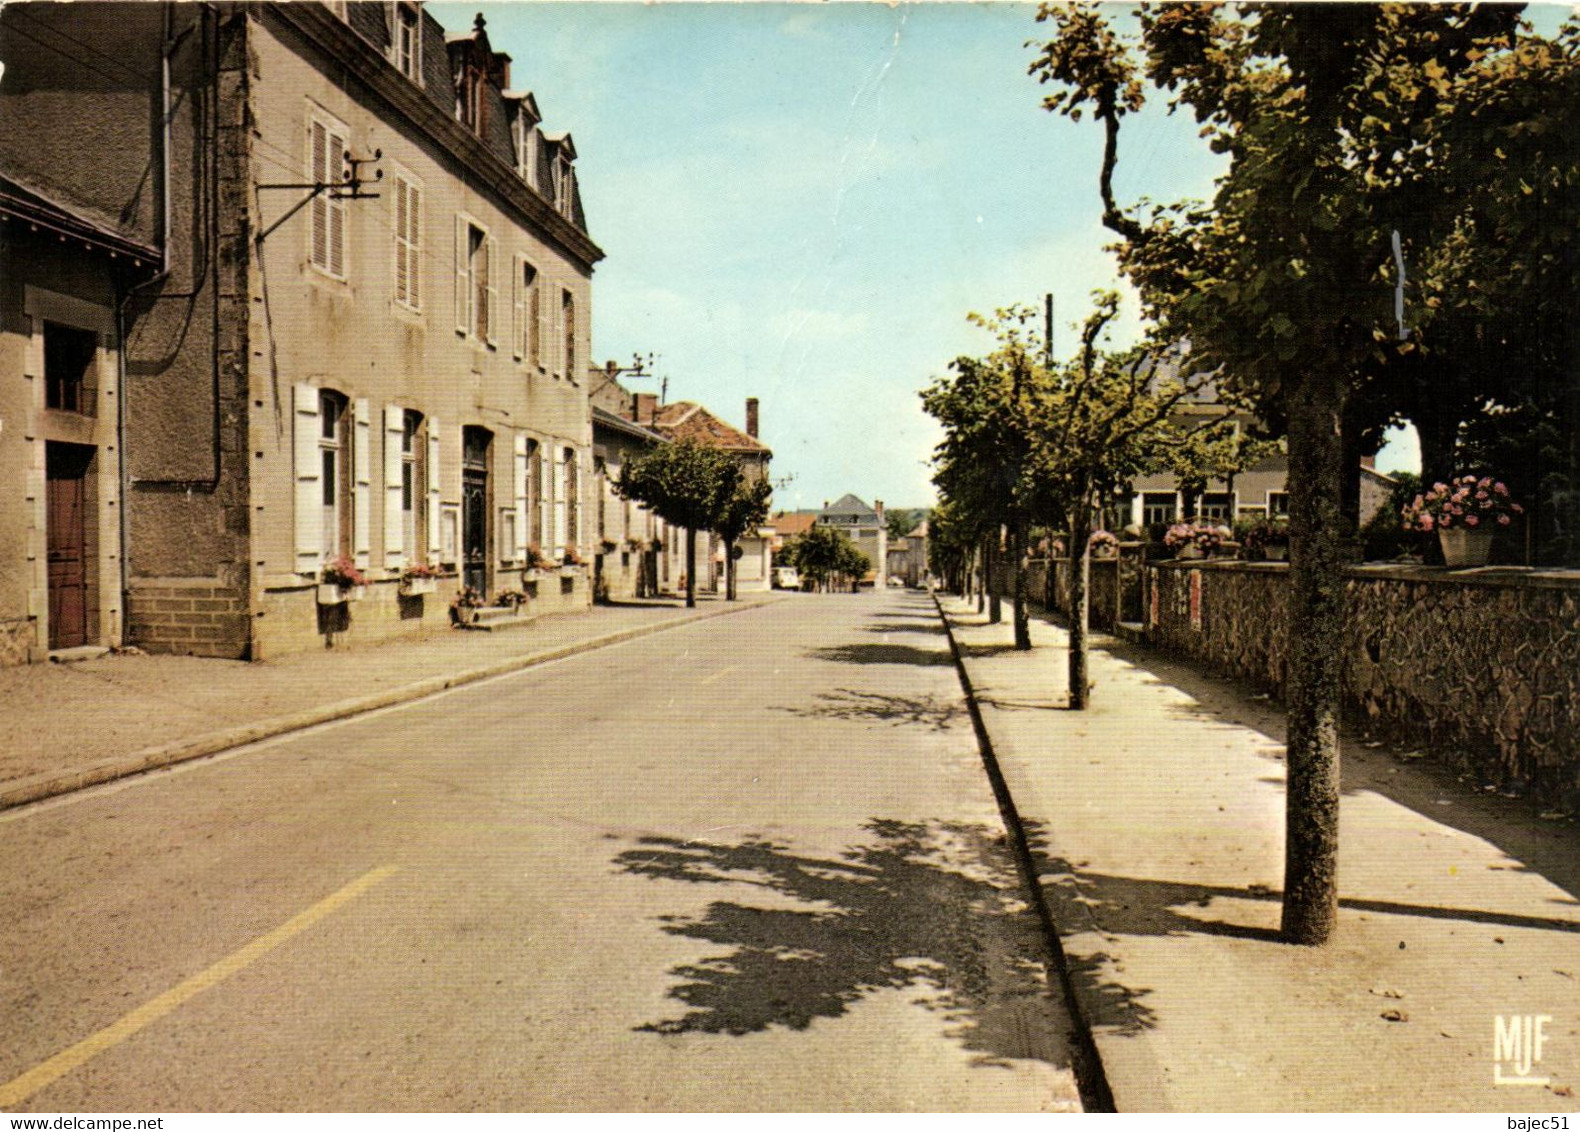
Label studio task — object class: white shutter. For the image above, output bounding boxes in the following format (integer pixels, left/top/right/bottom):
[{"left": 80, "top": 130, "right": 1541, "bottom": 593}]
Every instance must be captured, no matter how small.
[
  {"left": 427, "top": 418, "right": 442, "bottom": 561},
  {"left": 454, "top": 215, "right": 468, "bottom": 335},
  {"left": 392, "top": 180, "right": 408, "bottom": 305},
  {"left": 309, "top": 122, "right": 329, "bottom": 270},
  {"left": 513, "top": 433, "right": 529, "bottom": 563},
  {"left": 533, "top": 271, "right": 547, "bottom": 369},
  {"left": 293, "top": 383, "right": 322, "bottom": 575},
  {"left": 511, "top": 253, "right": 525, "bottom": 360},
  {"left": 407, "top": 183, "right": 421, "bottom": 308},
  {"left": 384, "top": 404, "right": 405, "bottom": 569},
  {"left": 485, "top": 235, "right": 499, "bottom": 347},
  {"left": 539, "top": 449, "right": 552, "bottom": 558},
  {"left": 327, "top": 127, "right": 346, "bottom": 278},
  {"left": 553, "top": 449, "right": 567, "bottom": 558},
  {"left": 353, "top": 398, "right": 372, "bottom": 569}
]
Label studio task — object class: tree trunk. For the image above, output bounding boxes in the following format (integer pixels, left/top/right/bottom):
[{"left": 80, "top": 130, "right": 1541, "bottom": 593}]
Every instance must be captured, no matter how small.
[
  {"left": 1012, "top": 519, "right": 1031, "bottom": 650},
  {"left": 725, "top": 539, "right": 737, "bottom": 601},
  {"left": 987, "top": 535, "right": 1002, "bottom": 624},
  {"left": 975, "top": 545, "right": 985, "bottom": 614},
  {"left": 684, "top": 527, "right": 697, "bottom": 609},
  {"left": 1281, "top": 370, "right": 1346, "bottom": 946},
  {"left": 1067, "top": 499, "right": 1092, "bottom": 710}
]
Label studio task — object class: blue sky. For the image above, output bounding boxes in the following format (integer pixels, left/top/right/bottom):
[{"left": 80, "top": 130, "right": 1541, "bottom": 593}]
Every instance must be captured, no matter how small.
[{"left": 434, "top": 2, "right": 1423, "bottom": 509}]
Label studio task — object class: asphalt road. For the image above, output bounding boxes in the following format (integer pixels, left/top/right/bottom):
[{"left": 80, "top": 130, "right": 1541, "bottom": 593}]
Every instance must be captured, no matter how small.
[{"left": 0, "top": 590, "right": 1082, "bottom": 1112}]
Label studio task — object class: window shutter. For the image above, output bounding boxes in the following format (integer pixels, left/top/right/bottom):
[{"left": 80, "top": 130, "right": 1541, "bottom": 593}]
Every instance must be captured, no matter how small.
[
  {"left": 293, "top": 383, "right": 322, "bottom": 575},
  {"left": 511, "top": 253, "right": 524, "bottom": 360},
  {"left": 539, "top": 449, "right": 552, "bottom": 558},
  {"left": 427, "top": 418, "right": 442, "bottom": 561},
  {"left": 353, "top": 398, "right": 372, "bottom": 569},
  {"left": 384, "top": 404, "right": 405, "bottom": 569},
  {"left": 392, "top": 181, "right": 408, "bottom": 305},
  {"left": 485, "top": 235, "right": 499, "bottom": 347},
  {"left": 513, "top": 433, "right": 529, "bottom": 563},
  {"left": 552, "top": 448, "right": 566, "bottom": 558},
  {"left": 328, "top": 128, "right": 347, "bottom": 277},
  {"left": 533, "top": 272, "right": 546, "bottom": 369},
  {"left": 407, "top": 184, "right": 421, "bottom": 308},
  {"left": 454, "top": 216, "right": 468, "bottom": 335}
]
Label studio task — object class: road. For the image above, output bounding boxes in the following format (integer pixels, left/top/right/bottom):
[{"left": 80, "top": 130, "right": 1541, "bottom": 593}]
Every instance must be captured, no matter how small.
[{"left": 0, "top": 590, "right": 1083, "bottom": 1112}]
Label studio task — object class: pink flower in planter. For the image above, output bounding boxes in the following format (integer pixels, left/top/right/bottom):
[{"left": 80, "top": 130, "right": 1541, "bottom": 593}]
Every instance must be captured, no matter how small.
[
  {"left": 1498, "top": 515, "right": 1512, "bottom": 526},
  {"left": 1419, "top": 514, "right": 1435, "bottom": 531},
  {"left": 1433, "top": 482, "right": 1448, "bottom": 493},
  {"left": 1495, "top": 482, "right": 1509, "bottom": 496},
  {"left": 1512, "top": 503, "right": 1525, "bottom": 514},
  {"left": 1464, "top": 514, "right": 1480, "bottom": 527},
  {"left": 1476, "top": 490, "right": 1490, "bottom": 501},
  {"left": 1479, "top": 476, "right": 1494, "bottom": 490}
]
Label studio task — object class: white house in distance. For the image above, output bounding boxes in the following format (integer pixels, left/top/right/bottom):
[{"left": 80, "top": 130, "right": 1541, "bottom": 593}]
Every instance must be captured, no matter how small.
[{"left": 816, "top": 494, "right": 887, "bottom": 587}]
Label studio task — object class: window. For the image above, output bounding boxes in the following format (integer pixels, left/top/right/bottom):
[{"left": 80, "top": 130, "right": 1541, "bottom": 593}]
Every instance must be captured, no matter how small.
[
  {"left": 553, "top": 152, "right": 575, "bottom": 218},
  {"left": 308, "top": 113, "right": 348, "bottom": 278},
  {"left": 515, "top": 116, "right": 537, "bottom": 185},
  {"left": 319, "top": 391, "right": 350, "bottom": 558},
  {"left": 401, "top": 410, "right": 424, "bottom": 557},
  {"left": 526, "top": 438, "right": 542, "bottom": 551},
  {"left": 1199, "top": 492, "right": 1235, "bottom": 521},
  {"left": 1268, "top": 491, "right": 1290, "bottom": 517},
  {"left": 44, "top": 322, "right": 96, "bottom": 415},
  {"left": 458, "top": 66, "right": 486, "bottom": 136},
  {"left": 1142, "top": 492, "right": 1178, "bottom": 527},
  {"left": 392, "top": 176, "right": 421, "bottom": 310},
  {"left": 513, "top": 257, "right": 541, "bottom": 365},
  {"left": 394, "top": 4, "right": 420, "bottom": 80},
  {"left": 561, "top": 289, "right": 576, "bottom": 380},
  {"left": 563, "top": 447, "right": 579, "bottom": 549},
  {"left": 455, "top": 217, "right": 497, "bottom": 344}
]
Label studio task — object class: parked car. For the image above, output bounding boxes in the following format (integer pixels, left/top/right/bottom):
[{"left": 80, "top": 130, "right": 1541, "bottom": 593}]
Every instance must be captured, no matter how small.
[
  {"left": 887, "top": 575, "right": 904, "bottom": 587},
  {"left": 773, "top": 566, "right": 801, "bottom": 590}
]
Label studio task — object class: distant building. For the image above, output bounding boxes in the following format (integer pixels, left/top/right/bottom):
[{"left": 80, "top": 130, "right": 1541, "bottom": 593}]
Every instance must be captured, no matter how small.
[{"left": 815, "top": 494, "right": 887, "bottom": 586}]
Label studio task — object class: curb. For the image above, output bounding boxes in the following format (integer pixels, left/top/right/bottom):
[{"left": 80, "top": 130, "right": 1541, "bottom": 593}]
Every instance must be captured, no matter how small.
[
  {"left": 931, "top": 591, "right": 1117, "bottom": 1114},
  {"left": 1, "top": 598, "right": 777, "bottom": 813}
]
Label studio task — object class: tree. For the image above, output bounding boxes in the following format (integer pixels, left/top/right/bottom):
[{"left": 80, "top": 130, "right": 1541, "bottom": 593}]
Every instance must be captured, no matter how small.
[
  {"left": 1030, "top": 2, "right": 1528, "bottom": 944},
  {"left": 713, "top": 475, "right": 774, "bottom": 601},
  {"left": 785, "top": 525, "right": 870, "bottom": 593},
  {"left": 616, "top": 439, "right": 739, "bottom": 609},
  {"left": 885, "top": 508, "right": 920, "bottom": 542}
]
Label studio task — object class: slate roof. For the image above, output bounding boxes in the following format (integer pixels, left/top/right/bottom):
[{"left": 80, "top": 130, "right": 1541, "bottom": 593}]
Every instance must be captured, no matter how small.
[{"left": 819, "top": 494, "right": 878, "bottom": 521}]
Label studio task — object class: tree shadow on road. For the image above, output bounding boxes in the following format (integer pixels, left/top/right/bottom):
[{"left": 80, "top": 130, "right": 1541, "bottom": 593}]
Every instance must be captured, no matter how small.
[
  {"left": 612, "top": 819, "right": 1096, "bottom": 1067},
  {"left": 775, "top": 688, "right": 964, "bottom": 731},
  {"left": 805, "top": 643, "right": 953, "bottom": 667},
  {"left": 862, "top": 620, "right": 945, "bottom": 636}
]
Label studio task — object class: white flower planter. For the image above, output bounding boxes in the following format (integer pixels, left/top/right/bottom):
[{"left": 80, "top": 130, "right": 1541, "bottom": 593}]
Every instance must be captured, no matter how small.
[
  {"left": 399, "top": 577, "right": 437, "bottom": 597},
  {"left": 1439, "top": 527, "right": 1494, "bottom": 568},
  {"left": 316, "top": 583, "right": 349, "bottom": 605}
]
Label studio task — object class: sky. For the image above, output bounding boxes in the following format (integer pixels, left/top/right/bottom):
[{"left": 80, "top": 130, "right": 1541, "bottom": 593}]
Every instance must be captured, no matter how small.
[{"left": 432, "top": 1, "right": 1425, "bottom": 511}]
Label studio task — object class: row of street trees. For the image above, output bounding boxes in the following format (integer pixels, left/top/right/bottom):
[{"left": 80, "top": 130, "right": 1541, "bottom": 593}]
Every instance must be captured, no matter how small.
[
  {"left": 931, "top": 3, "right": 1579, "bottom": 946},
  {"left": 615, "top": 439, "right": 772, "bottom": 608}
]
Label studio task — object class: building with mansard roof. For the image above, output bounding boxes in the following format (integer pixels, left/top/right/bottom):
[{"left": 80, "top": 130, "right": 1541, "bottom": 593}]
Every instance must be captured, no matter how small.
[{"left": 0, "top": 2, "right": 603, "bottom": 661}]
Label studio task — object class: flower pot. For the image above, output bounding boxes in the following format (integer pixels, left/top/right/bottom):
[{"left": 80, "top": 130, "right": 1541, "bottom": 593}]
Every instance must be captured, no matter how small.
[
  {"left": 347, "top": 585, "right": 367, "bottom": 602},
  {"left": 316, "top": 583, "right": 349, "bottom": 605},
  {"left": 1439, "top": 526, "right": 1494, "bottom": 568},
  {"left": 559, "top": 565, "right": 578, "bottom": 577},
  {"left": 399, "top": 577, "right": 437, "bottom": 597},
  {"left": 1262, "top": 544, "right": 1288, "bottom": 562},
  {"left": 1175, "top": 544, "right": 1204, "bottom": 561}
]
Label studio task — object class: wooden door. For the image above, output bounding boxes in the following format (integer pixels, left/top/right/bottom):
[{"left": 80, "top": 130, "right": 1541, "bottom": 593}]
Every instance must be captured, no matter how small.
[{"left": 46, "top": 444, "right": 93, "bottom": 649}]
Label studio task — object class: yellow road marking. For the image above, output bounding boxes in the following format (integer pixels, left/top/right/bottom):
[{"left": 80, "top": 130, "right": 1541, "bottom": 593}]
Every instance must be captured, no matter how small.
[
  {"left": 699, "top": 665, "right": 736, "bottom": 687},
  {"left": 0, "top": 865, "right": 398, "bottom": 1108}
]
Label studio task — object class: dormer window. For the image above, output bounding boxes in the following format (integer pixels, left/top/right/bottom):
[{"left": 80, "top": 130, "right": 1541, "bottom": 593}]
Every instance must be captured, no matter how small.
[
  {"left": 394, "top": 4, "right": 421, "bottom": 81},
  {"left": 515, "top": 116, "right": 537, "bottom": 184},
  {"left": 458, "top": 66, "right": 486, "bottom": 135},
  {"left": 553, "top": 151, "right": 574, "bottom": 218}
]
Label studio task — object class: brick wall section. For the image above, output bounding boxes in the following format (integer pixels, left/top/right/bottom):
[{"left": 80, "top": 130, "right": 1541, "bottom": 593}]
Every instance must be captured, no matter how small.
[
  {"left": 127, "top": 580, "right": 249, "bottom": 659},
  {"left": 1145, "top": 561, "right": 1580, "bottom": 809}
]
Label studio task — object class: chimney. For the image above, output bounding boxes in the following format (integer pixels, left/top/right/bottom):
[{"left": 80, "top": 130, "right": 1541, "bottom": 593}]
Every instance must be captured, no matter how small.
[
  {"left": 745, "top": 397, "right": 759, "bottom": 438},
  {"left": 875, "top": 499, "right": 885, "bottom": 522},
  {"left": 1360, "top": 454, "right": 1376, "bottom": 470},
  {"left": 634, "top": 392, "right": 658, "bottom": 425}
]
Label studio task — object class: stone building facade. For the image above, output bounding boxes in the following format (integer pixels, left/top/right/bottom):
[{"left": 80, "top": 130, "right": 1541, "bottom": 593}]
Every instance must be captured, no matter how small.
[{"left": 0, "top": 2, "right": 602, "bottom": 661}]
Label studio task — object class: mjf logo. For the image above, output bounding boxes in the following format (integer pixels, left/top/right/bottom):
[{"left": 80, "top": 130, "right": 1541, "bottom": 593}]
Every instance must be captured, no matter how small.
[{"left": 1495, "top": 1014, "right": 1553, "bottom": 1086}]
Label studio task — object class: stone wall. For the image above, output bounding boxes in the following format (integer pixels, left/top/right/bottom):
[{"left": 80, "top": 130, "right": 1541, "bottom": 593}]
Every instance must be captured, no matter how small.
[
  {"left": 1145, "top": 561, "right": 1580, "bottom": 808},
  {"left": 127, "top": 579, "right": 250, "bottom": 660},
  {"left": 994, "top": 548, "right": 1145, "bottom": 632}
]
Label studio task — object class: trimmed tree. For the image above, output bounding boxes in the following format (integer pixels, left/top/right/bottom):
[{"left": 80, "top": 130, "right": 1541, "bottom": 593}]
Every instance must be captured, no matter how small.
[
  {"left": 714, "top": 475, "right": 774, "bottom": 601},
  {"left": 616, "top": 439, "right": 740, "bottom": 609}
]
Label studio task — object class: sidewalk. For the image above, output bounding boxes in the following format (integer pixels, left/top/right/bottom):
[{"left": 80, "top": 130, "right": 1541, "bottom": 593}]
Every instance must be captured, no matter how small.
[
  {"left": 1, "top": 594, "right": 778, "bottom": 810},
  {"left": 937, "top": 594, "right": 1580, "bottom": 1112}
]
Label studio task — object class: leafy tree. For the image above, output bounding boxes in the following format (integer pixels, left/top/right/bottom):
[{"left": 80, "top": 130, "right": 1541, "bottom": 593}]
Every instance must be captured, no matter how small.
[
  {"left": 1030, "top": 2, "right": 1527, "bottom": 944},
  {"left": 784, "top": 525, "right": 870, "bottom": 592},
  {"left": 616, "top": 440, "right": 739, "bottom": 609},
  {"left": 713, "top": 475, "right": 774, "bottom": 601},
  {"left": 885, "top": 508, "right": 920, "bottom": 542}
]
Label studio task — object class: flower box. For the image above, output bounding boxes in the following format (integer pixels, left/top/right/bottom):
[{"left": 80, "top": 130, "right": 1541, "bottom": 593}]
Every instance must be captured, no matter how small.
[
  {"left": 1439, "top": 527, "right": 1494, "bottom": 568},
  {"left": 316, "top": 583, "right": 350, "bottom": 605},
  {"left": 559, "top": 564, "right": 579, "bottom": 577},
  {"left": 399, "top": 577, "right": 437, "bottom": 597}
]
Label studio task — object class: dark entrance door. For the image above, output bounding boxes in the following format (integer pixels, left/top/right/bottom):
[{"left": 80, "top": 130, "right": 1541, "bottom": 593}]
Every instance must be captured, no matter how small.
[
  {"left": 46, "top": 443, "right": 94, "bottom": 650},
  {"left": 461, "top": 427, "right": 491, "bottom": 596}
]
